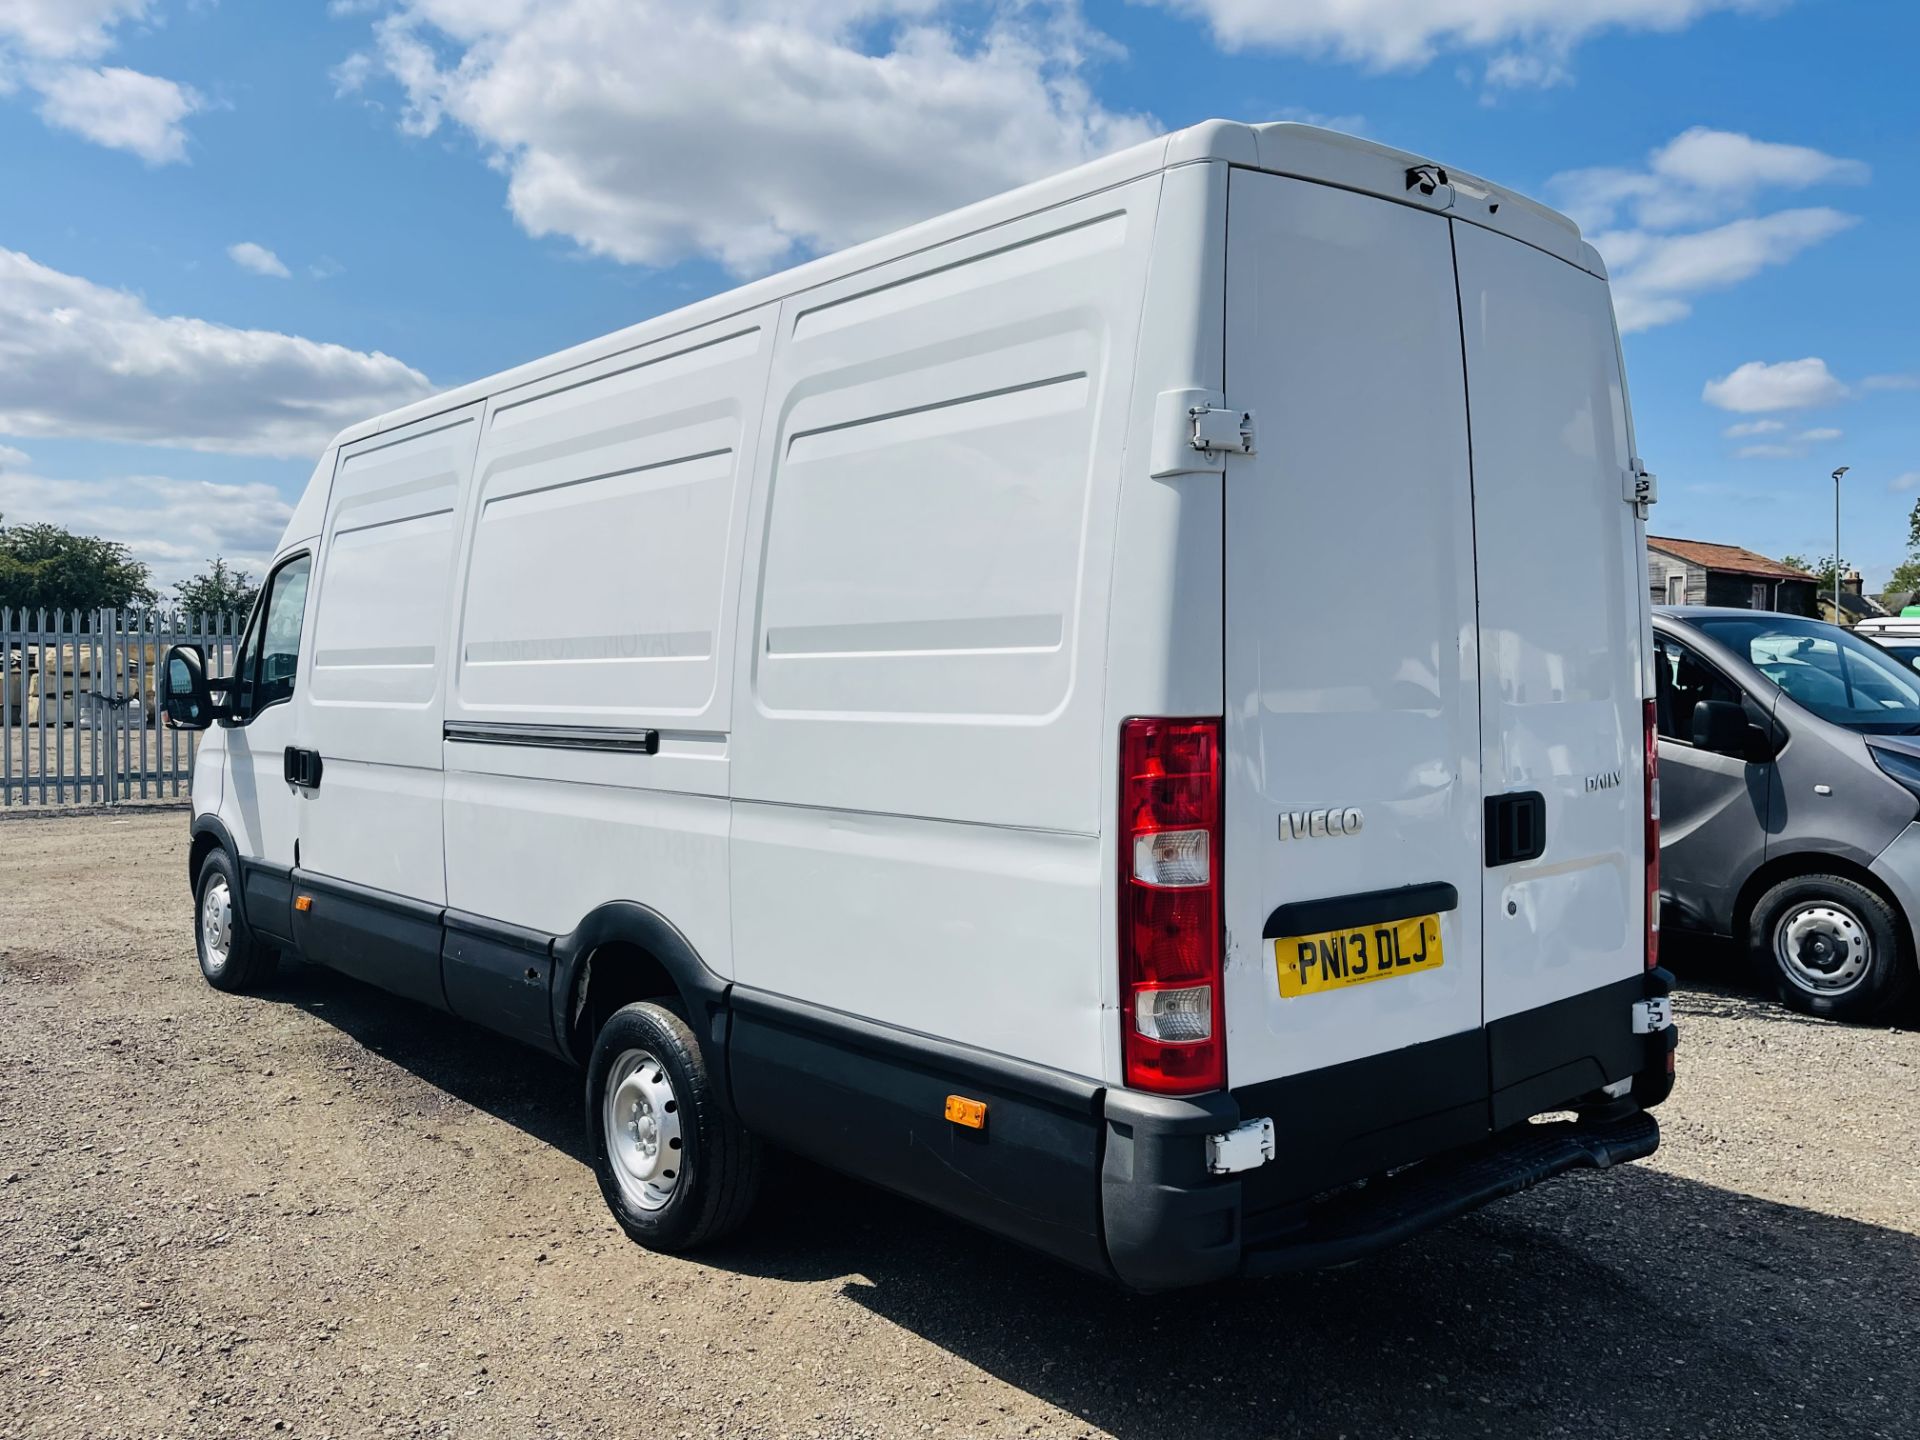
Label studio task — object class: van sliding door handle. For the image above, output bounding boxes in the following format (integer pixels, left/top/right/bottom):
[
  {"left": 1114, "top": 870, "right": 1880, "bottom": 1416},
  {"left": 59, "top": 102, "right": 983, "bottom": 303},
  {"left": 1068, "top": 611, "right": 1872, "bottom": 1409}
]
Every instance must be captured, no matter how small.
[
  {"left": 1484, "top": 791, "right": 1545, "bottom": 867},
  {"left": 283, "top": 746, "right": 324, "bottom": 790}
]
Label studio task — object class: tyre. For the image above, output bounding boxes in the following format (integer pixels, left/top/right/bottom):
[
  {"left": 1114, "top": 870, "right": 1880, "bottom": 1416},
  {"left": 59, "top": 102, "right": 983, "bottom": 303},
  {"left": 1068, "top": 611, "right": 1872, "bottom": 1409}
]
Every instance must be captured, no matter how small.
[
  {"left": 586, "top": 1000, "right": 762, "bottom": 1252},
  {"left": 1751, "top": 873, "right": 1915, "bottom": 1022},
  {"left": 193, "top": 848, "right": 277, "bottom": 993}
]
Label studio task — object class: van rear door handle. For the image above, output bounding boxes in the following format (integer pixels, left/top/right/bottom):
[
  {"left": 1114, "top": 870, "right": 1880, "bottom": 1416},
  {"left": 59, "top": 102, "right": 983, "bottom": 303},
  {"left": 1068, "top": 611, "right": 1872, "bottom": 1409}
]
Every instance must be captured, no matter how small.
[
  {"left": 283, "top": 746, "right": 324, "bottom": 790},
  {"left": 1484, "top": 791, "right": 1545, "bottom": 867}
]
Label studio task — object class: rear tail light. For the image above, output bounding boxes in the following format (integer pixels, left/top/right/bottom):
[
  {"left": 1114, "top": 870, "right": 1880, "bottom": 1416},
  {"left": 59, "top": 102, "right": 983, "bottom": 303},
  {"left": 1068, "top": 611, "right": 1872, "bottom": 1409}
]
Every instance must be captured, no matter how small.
[
  {"left": 1644, "top": 698, "right": 1660, "bottom": 971},
  {"left": 1119, "top": 717, "right": 1224, "bottom": 1094}
]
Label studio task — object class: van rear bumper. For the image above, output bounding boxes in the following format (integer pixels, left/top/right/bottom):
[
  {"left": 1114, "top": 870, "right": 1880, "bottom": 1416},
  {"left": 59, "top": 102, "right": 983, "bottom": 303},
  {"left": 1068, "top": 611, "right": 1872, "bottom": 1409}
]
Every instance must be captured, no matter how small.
[
  {"left": 1237, "top": 1109, "right": 1658, "bottom": 1276},
  {"left": 1101, "top": 1095, "right": 1662, "bottom": 1291},
  {"left": 1100, "top": 971, "right": 1674, "bottom": 1290}
]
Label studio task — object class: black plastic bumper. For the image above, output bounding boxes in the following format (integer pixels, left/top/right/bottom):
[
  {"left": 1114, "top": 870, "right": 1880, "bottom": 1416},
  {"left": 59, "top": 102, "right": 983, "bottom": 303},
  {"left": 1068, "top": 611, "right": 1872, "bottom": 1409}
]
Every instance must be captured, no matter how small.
[
  {"left": 1099, "top": 973, "right": 1676, "bottom": 1290},
  {"left": 1238, "top": 1109, "right": 1659, "bottom": 1275}
]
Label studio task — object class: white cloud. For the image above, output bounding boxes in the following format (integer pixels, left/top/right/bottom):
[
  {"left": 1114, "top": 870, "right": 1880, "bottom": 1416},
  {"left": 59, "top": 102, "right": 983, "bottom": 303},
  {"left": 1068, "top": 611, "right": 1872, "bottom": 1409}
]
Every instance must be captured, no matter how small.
[
  {"left": 1153, "top": 0, "right": 1773, "bottom": 85},
  {"left": 1599, "top": 208, "right": 1857, "bottom": 333},
  {"left": 0, "top": 3, "right": 205, "bottom": 162},
  {"left": 1863, "top": 373, "right": 1920, "bottom": 392},
  {"left": 1797, "top": 427, "right": 1843, "bottom": 442},
  {"left": 228, "top": 241, "right": 291, "bottom": 278},
  {"left": 1735, "top": 443, "right": 1799, "bottom": 460},
  {"left": 0, "top": 465, "right": 294, "bottom": 588},
  {"left": 1723, "top": 419, "right": 1785, "bottom": 438},
  {"left": 0, "top": 443, "right": 29, "bottom": 470},
  {"left": 0, "top": 246, "right": 434, "bottom": 458},
  {"left": 339, "top": 1, "right": 1158, "bottom": 275},
  {"left": 1481, "top": 46, "right": 1572, "bottom": 92},
  {"left": 1556, "top": 128, "right": 1867, "bottom": 232},
  {"left": 1553, "top": 129, "right": 1865, "bottom": 334},
  {"left": 1704, "top": 358, "right": 1848, "bottom": 414},
  {"left": 1890, "top": 472, "right": 1920, "bottom": 494},
  {"left": 31, "top": 63, "right": 203, "bottom": 162},
  {"left": 0, "top": 1, "right": 152, "bottom": 60}
]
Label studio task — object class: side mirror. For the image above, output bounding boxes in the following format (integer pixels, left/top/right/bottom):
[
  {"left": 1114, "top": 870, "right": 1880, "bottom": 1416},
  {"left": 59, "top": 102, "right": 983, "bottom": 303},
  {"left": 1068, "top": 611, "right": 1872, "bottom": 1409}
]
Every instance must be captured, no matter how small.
[
  {"left": 160, "top": 644, "right": 215, "bottom": 730},
  {"left": 1692, "top": 699, "right": 1774, "bottom": 762}
]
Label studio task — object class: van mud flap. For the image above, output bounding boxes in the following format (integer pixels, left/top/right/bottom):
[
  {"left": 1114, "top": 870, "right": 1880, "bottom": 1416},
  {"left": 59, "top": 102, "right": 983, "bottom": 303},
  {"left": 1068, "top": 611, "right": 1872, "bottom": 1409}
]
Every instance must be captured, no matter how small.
[{"left": 1239, "top": 1110, "right": 1658, "bottom": 1276}]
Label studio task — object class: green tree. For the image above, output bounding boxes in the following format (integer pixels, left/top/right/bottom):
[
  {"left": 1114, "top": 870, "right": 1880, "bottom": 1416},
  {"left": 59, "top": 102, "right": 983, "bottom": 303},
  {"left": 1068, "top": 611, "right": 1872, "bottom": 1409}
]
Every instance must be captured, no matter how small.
[
  {"left": 0, "top": 516, "right": 155, "bottom": 614},
  {"left": 174, "top": 557, "right": 259, "bottom": 617},
  {"left": 1887, "top": 558, "right": 1920, "bottom": 599},
  {"left": 1780, "top": 553, "right": 1850, "bottom": 595}
]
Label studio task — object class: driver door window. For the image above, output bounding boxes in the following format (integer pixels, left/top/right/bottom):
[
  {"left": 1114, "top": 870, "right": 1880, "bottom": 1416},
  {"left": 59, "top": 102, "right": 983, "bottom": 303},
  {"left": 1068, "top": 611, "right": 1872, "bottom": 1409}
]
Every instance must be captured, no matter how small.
[{"left": 233, "top": 555, "right": 311, "bottom": 720}]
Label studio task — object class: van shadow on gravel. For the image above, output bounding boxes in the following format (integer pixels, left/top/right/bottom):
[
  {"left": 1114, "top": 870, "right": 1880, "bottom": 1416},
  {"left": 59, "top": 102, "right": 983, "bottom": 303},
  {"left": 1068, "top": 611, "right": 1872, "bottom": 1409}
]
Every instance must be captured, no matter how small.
[{"left": 262, "top": 960, "right": 1919, "bottom": 1440}]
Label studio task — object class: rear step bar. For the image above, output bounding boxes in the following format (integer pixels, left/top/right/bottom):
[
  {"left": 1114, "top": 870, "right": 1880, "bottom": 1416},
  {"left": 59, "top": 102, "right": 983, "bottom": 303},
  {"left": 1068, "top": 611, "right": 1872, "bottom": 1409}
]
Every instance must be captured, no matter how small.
[{"left": 1240, "top": 1110, "right": 1659, "bottom": 1275}]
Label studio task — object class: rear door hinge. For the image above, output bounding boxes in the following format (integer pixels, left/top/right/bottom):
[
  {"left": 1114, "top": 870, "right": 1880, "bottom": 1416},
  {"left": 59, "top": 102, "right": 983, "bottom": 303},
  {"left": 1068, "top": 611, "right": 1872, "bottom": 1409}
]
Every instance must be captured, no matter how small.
[
  {"left": 1624, "top": 458, "right": 1657, "bottom": 519},
  {"left": 1190, "top": 404, "right": 1256, "bottom": 457},
  {"left": 1205, "top": 1116, "right": 1275, "bottom": 1175}
]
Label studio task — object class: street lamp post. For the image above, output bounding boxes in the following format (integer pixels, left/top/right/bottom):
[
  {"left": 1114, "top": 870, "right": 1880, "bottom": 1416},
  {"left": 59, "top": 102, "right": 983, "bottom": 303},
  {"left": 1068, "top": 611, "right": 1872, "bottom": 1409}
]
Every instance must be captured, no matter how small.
[{"left": 1832, "top": 466, "right": 1850, "bottom": 623}]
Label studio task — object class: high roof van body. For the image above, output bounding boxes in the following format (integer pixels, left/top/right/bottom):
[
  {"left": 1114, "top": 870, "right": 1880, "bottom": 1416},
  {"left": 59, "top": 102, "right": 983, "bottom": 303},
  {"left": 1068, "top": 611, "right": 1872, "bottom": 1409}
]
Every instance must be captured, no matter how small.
[{"left": 164, "top": 120, "right": 1673, "bottom": 1289}]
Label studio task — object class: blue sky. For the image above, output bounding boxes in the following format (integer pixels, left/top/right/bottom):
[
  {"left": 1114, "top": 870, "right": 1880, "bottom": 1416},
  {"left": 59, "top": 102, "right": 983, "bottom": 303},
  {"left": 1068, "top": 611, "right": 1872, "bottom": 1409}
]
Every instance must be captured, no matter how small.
[{"left": 0, "top": 0, "right": 1915, "bottom": 591}]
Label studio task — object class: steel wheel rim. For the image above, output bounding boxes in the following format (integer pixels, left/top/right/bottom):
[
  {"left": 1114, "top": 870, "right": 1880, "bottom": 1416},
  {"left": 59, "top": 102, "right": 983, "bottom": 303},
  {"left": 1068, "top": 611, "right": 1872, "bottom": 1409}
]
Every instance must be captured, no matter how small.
[
  {"left": 200, "top": 875, "right": 233, "bottom": 972},
  {"left": 603, "top": 1048, "right": 684, "bottom": 1212},
  {"left": 1774, "top": 901, "right": 1871, "bottom": 995}
]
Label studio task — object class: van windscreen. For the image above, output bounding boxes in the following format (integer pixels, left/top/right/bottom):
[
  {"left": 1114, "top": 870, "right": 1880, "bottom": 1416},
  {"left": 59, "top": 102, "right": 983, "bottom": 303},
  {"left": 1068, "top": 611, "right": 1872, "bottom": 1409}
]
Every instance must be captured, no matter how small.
[{"left": 1695, "top": 614, "right": 1920, "bottom": 733}]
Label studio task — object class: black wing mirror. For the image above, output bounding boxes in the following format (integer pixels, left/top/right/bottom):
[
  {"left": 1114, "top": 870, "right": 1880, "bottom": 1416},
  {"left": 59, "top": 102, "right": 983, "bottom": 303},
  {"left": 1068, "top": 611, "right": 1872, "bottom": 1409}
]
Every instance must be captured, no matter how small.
[
  {"left": 1692, "top": 699, "right": 1775, "bottom": 762},
  {"left": 160, "top": 644, "right": 216, "bottom": 730}
]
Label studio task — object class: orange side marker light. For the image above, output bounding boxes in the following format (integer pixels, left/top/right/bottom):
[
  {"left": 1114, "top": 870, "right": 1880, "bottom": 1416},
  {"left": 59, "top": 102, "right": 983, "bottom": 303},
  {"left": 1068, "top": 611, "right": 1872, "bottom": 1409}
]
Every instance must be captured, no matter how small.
[
  {"left": 944, "top": 1095, "right": 987, "bottom": 1130},
  {"left": 294, "top": 895, "right": 313, "bottom": 913}
]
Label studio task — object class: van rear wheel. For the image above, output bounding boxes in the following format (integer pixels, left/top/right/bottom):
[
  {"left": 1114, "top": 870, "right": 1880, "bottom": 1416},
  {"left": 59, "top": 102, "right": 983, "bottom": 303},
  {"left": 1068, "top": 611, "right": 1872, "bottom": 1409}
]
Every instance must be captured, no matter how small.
[
  {"left": 586, "top": 1001, "right": 761, "bottom": 1253},
  {"left": 1752, "top": 874, "right": 1913, "bottom": 1022},
  {"left": 194, "top": 848, "right": 277, "bottom": 994}
]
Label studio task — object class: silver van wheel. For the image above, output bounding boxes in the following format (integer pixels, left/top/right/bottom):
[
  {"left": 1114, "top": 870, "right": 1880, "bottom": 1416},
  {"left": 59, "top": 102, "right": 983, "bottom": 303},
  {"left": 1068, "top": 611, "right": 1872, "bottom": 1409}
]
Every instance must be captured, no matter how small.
[
  {"left": 603, "top": 1049, "right": 683, "bottom": 1212},
  {"left": 1774, "top": 901, "right": 1870, "bottom": 995},
  {"left": 200, "top": 875, "right": 233, "bottom": 973}
]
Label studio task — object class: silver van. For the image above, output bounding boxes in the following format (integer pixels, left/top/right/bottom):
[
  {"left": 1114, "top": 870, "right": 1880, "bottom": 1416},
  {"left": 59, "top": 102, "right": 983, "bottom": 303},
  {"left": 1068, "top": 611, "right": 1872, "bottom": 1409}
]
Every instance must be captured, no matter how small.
[{"left": 1656, "top": 607, "right": 1920, "bottom": 1020}]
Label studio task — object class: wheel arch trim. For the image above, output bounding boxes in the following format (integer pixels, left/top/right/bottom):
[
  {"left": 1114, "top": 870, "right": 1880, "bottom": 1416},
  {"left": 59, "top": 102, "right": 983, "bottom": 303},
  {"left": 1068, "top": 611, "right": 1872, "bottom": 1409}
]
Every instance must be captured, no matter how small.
[{"left": 551, "top": 900, "right": 731, "bottom": 1099}]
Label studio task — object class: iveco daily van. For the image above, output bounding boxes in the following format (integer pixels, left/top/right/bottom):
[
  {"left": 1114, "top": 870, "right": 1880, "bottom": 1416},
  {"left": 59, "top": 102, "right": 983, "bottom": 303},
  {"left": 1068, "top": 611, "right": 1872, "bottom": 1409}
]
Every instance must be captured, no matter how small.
[
  {"left": 1656, "top": 607, "right": 1920, "bottom": 1020},
  {"left": 162, "top": 121, "right": 1675, "bottom": 1289}
]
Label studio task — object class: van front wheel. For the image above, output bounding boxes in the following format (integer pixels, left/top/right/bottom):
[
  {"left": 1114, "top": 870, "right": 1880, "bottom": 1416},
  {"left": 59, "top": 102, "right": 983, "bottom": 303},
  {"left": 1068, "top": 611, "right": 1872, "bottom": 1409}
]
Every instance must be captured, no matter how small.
[
  {"left": 194, "top": 848, "right": 277, "bottom": 993},
  {"left": 586, "top": 1001, "right": 761, "bottom": 1253},
  {"left": 1753, "top": 874, "right": 1913, "bottom": 1022}
]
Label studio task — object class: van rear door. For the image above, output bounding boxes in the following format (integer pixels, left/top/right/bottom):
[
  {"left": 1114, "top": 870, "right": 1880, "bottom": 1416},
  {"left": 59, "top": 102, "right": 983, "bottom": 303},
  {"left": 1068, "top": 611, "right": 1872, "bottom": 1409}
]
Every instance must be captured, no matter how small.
[
  {"left": 1219, "top": 173, "right": 1488, "bottom": 1124},
  {"left": 1220, "top": 169, "right": 1646, "bottom": 1161},
  {"left": 1450, "top": 221, "right": 1646, "bottom": 1045}
]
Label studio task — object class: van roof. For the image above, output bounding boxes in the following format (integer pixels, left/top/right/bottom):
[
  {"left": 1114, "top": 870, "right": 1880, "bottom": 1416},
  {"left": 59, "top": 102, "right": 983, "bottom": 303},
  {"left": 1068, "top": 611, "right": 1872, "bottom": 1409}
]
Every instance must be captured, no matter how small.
[{"left": 328, "top": 120, "right": 1598, "bottom": 454}]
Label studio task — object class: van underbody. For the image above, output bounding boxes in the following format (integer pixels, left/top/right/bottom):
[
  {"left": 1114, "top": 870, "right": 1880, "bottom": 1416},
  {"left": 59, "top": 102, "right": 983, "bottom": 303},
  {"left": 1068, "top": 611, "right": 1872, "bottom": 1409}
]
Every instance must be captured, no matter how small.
[{"left": 190, "top": 822, "right": 1673, "bottom": 1290}]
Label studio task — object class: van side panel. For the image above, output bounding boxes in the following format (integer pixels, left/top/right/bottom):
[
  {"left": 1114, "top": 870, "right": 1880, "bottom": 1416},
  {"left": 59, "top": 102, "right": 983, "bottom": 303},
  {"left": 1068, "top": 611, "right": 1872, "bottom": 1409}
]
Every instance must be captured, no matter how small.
[
  {"left": 440, "top": 311, "right": 778, "bottom": 992},
  {"left": 729, "top": 178, "right": 1162, "bottom": 1077}
]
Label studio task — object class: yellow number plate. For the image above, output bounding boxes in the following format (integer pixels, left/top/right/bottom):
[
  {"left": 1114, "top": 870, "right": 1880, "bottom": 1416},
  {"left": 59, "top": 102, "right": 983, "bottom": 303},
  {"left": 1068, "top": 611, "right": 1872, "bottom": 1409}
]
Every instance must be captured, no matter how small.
[{"left": 1274, "top": 913, "right": 1443, "bottom": 998}]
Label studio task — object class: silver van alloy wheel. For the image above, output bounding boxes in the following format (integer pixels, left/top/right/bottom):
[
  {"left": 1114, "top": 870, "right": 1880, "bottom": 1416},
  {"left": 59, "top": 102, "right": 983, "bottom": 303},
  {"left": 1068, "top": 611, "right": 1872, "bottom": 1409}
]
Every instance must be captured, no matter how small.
[
  {"left": 1774, "top": 901, "right": 1871, "bottom": 995},
  {"left": 604, "top": 1049, "right": 683, "bottom": 1212},
  {"left": 200, "top": 875, "right": 233, "bottom": 972}
]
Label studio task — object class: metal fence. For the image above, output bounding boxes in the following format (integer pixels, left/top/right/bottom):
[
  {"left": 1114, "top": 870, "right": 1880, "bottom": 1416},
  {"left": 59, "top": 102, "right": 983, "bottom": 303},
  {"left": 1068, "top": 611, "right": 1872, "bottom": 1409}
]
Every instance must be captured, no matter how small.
[{"left": 1, "top": 609, "right": 247, "bottom": 807}]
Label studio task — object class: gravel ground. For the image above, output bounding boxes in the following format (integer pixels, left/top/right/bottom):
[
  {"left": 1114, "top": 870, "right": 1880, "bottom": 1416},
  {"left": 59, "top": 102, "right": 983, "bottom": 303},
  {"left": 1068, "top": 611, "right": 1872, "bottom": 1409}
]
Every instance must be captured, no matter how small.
[{"left": 2, "top": 808, "right": 1917, "bottom": 1439}]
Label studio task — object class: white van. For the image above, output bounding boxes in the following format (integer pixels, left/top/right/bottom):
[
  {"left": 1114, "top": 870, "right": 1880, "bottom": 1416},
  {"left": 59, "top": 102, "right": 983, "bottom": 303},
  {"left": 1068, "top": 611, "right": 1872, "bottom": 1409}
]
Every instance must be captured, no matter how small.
[{"left": 163, "top": 120, "right": 1674, "bottom": 1289}]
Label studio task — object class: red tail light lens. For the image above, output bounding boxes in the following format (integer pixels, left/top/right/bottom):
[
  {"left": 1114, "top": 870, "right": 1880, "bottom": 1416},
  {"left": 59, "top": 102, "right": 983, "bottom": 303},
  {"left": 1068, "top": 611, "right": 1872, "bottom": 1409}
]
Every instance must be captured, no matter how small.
[
  {"left": 1119, "top": 717, "right": 1225, "bottom": 1094},
  {"left": 1644, "top": 698, "right": 1660, "bottom": 970}
]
